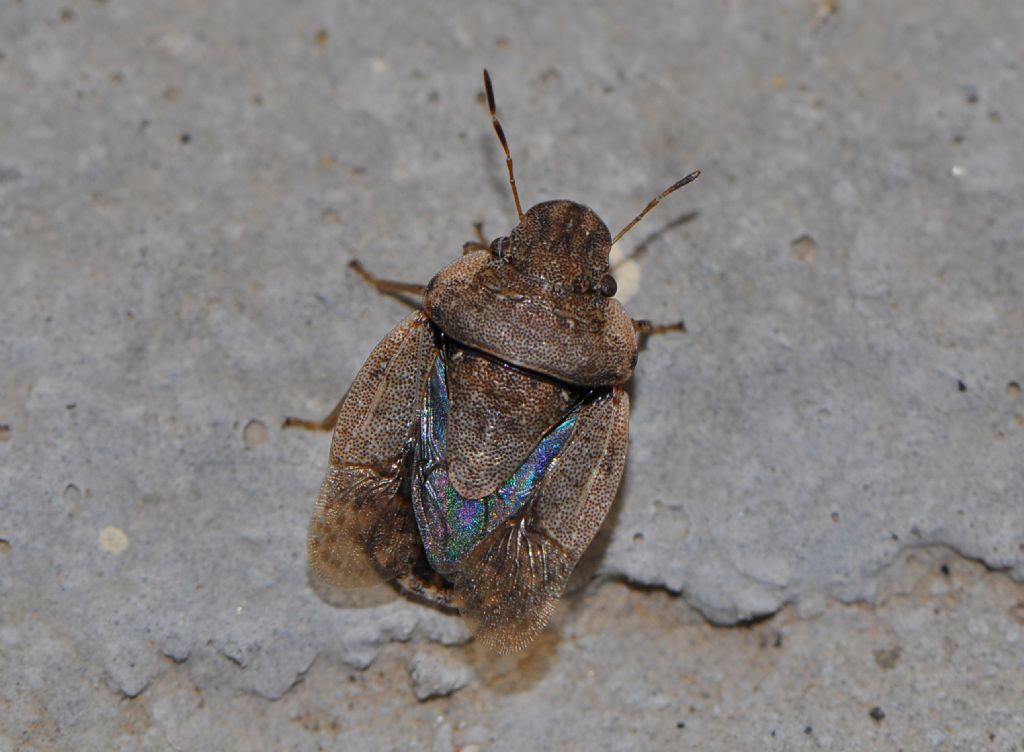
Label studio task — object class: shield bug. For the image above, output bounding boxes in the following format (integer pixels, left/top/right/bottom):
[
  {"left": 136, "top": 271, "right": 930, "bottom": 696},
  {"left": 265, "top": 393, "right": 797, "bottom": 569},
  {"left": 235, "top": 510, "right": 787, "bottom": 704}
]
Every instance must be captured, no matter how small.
[{"left": 285, "top": 70, "right": 699, "bottom": 652}]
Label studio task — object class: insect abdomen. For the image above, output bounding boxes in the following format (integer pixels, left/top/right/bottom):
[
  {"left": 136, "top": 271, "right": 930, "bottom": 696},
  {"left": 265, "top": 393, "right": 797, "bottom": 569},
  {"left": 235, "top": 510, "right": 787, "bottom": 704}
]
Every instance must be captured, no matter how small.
[{"left": 412, "top": 353, "right": 578, "bottom": 574}]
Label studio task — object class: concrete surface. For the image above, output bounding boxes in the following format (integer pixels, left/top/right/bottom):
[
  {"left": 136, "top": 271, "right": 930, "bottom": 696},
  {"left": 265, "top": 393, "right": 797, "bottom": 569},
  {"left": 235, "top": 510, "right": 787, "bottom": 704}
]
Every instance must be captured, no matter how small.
[{"left": 1, "top": 0, "right": 1021, "bottom": 749}]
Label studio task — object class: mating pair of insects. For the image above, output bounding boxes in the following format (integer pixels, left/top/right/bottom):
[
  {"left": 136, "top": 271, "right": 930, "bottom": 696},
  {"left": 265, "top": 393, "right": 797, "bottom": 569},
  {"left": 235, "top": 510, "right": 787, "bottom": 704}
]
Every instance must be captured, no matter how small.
[{"left": 286, "top": 71, "right": 699, "bottom": 652}]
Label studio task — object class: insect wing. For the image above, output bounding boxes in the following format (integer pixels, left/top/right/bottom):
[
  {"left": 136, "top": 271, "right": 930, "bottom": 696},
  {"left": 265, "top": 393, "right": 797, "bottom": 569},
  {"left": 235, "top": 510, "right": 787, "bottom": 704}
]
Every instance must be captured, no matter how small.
[
  {"left": 411, "top": 353, "right": 579, "bottom": 576},
  {"left": 452, "top": 387, "right": 630, "bottom": 652},
  {"left": 308, "top": 311, "right": 438, "bottom": 589}
]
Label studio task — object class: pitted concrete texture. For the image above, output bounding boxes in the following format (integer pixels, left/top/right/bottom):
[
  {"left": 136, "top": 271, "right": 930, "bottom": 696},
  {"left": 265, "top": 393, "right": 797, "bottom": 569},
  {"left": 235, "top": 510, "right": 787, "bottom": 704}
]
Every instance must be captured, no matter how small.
[
  {"left": 4, "top": 548, "right": 1022, "bottom": 750},
  {"left": 1, "top": 0, "right": 1021, "bottom": 749}
]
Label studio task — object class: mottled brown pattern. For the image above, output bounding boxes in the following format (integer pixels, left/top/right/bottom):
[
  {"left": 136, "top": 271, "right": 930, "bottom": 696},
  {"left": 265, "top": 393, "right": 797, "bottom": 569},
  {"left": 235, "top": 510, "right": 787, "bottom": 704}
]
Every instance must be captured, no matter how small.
[
  {"left": 532, "top": 387, "right": 630, "bottom": 553},
  {"left": 505, "top": 200, "right": 614, "bottom": 291},
  {"left": 326, "top": 311, "right": 438, "bottom": 468},
  {"left": 424, "top": 203, "right": 638, "bottom": 386},
  {"left": 445, "top": 347, "right": 578, "bottom": 499},
  {"left": 308, "top": 312, "right": 438, "bottom": 589}
]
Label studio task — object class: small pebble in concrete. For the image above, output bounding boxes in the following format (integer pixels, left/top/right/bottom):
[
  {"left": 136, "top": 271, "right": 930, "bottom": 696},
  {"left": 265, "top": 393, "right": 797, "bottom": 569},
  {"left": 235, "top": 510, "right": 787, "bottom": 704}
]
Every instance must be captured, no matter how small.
[{"left": 98, "top": 526, "right": 129, "bottom": 555}]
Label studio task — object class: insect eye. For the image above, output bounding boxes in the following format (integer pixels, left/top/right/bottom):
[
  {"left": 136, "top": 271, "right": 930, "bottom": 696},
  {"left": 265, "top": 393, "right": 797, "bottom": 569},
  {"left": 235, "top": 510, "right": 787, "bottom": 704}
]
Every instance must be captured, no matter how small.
[
  {"left": 598, "top": 274, "right": 617, "bottom": 297},
  {"left": 491, "top": 236, "right": 510, "bottom": 259}
]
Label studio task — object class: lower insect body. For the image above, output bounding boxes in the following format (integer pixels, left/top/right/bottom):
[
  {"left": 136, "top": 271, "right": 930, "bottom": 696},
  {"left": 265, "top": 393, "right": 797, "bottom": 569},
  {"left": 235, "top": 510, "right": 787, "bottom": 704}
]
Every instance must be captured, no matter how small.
[{"left": 287, "top": 253, "right": 680, "bottom": 651}]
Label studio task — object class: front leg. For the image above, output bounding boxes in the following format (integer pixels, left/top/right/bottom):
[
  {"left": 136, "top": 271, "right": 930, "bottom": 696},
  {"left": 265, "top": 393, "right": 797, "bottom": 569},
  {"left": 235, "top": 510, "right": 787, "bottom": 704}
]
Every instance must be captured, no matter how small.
[
  {"left": 285, "top": 263, "right": 430, "bottom": 431},
  {"left": 633, "top": 318, "right": 686, "bottom": 335}
]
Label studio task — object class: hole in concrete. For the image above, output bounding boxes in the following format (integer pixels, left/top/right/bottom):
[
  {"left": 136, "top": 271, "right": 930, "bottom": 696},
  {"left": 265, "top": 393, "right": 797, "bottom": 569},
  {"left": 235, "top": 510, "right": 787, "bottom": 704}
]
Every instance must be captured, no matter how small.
[
  {"left": 243, "top": 419, "right": 269, "bottom": 448},
  {"left": 791, "top": 234, "right": 818, "bottom": 262}
]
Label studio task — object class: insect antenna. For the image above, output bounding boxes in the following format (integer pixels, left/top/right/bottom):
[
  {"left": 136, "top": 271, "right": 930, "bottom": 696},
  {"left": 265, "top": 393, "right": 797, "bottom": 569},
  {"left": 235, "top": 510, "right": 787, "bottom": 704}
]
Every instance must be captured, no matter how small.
[
  {"left": 611, "top": 170, "right": 701, "bottom": 247},
  {"left": 483, "top": 69, "right": 524, "bottom": 221}
]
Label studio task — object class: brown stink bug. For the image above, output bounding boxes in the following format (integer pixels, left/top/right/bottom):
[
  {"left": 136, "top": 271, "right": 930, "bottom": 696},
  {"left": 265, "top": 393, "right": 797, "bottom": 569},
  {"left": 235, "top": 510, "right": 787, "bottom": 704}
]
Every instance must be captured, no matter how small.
[{"left": 285, "top": 70, "right": 699, "bottom": 652}]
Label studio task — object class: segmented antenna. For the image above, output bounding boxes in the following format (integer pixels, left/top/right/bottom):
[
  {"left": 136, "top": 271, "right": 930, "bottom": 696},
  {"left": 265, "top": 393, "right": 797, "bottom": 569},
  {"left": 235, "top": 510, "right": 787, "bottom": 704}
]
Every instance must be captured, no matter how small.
[
  {"left": 483, "top": 69, "right": 524, "bottom": 221},
  {"left": 611, "top": 170, "right": 701, "bottom": 247}
]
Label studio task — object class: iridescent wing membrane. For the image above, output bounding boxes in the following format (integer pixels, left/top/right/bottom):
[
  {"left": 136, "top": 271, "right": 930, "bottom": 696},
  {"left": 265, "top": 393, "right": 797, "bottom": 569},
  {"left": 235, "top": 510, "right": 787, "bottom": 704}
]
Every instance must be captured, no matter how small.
[
  {"left": 412, "top": 353, "right": 579, "bottom": 575},
  {"left": 307, "top": 311, "right": 630, "bottom": 652}
]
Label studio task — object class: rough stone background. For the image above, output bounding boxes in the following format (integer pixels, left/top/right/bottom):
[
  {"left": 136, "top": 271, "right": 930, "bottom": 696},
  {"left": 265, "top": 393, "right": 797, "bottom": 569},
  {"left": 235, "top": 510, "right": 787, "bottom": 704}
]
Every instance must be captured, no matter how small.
[{"left": 1, "top": 1, "right": 1021, "bottom": 750}]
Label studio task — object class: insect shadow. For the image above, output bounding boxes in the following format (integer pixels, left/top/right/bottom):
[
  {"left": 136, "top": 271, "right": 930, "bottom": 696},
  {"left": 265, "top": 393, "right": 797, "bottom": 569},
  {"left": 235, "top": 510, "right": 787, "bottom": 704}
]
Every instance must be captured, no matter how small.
[{"left": 615, "top": 210, "right": 700, "bottom": 267}]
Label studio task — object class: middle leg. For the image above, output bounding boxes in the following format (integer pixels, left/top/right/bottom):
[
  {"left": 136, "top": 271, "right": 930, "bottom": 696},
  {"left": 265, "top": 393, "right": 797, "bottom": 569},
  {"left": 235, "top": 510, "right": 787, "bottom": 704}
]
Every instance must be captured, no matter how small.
[
  {"left": 633, "top": 318, "right": 687, "bottom": 335},
  {"left": 349, "top": 259, "right": 427, "bottom": 296}
]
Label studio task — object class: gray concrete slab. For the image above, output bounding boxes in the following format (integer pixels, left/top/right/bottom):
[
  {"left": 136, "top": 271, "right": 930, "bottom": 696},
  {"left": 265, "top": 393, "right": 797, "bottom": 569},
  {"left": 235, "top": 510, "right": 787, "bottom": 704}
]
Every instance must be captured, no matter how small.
[{"left": 1, "top": 0, "right": 1021, "bottom": 749}]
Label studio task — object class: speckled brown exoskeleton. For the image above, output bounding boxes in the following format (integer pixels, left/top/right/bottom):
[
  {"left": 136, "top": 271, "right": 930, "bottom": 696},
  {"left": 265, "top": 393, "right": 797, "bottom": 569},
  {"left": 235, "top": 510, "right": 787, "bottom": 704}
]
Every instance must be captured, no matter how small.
[{"left": 285, "top": 70, "right": 699, "bottom": 652}]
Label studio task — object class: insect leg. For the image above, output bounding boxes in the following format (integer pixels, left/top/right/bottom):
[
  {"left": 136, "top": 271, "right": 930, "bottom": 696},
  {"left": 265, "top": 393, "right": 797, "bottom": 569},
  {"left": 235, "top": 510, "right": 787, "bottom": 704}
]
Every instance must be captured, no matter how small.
[
  {"left": 461, "top": 222, "right": 489, "bottom": 255},
  {"left": 633, "top": 318, "right": 687, "bottom": 335},
  {"left": 393, "top": 560, "right": 458, "bottom": 609},
  {"left": 349, "top": 259, "right": 427, "bottom": 296},
  {"left": 282, "top": 396, "right": 346, "bottom": 431}
]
